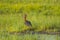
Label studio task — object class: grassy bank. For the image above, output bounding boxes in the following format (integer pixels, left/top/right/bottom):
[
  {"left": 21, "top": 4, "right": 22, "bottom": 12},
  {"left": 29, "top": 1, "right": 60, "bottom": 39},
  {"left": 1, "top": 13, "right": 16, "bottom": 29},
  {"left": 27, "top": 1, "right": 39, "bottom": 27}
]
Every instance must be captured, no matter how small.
[{"left": 0, "top": 2, "right": 60, "bottom": 32}]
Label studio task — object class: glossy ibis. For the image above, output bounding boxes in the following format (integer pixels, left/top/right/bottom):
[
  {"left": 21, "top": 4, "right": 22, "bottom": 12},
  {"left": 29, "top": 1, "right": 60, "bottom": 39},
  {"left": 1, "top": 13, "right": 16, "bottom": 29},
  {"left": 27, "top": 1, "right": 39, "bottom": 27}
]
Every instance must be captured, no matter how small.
[
  {"left": 24, "top": 14, "right": 32, "bottom": 27},
  {"left": 23, "top": 14, "right": 36, "bottom": 34}
]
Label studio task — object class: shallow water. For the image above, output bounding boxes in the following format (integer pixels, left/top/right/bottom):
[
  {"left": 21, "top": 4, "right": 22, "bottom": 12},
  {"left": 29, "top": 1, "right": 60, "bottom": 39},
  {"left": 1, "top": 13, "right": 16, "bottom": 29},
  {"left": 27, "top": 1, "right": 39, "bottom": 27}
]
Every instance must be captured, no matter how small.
[{"left": 0, "top": 32, "right": 60, "bottom": 40}]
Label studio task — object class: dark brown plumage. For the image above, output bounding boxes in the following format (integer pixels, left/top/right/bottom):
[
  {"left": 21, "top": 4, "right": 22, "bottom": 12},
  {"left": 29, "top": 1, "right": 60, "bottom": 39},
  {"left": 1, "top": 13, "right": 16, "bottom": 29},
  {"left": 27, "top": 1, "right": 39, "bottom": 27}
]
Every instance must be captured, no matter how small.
[
  {"left": 24, "top": 14, "right": 32, "bottom": 27},
  {"left": 23, "top": 14, "right": 36, "bottom": 34}
]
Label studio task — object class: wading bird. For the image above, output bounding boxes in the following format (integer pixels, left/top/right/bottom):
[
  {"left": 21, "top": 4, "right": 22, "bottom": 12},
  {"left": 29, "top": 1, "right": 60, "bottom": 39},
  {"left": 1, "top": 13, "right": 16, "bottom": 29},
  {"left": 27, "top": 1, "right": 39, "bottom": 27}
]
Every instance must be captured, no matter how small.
[
  {"left": 24, "top": 14, "right": 32, "bottom": 28},
  {"left": 23, "top": 14, "right": 36, "bottom": 34}
]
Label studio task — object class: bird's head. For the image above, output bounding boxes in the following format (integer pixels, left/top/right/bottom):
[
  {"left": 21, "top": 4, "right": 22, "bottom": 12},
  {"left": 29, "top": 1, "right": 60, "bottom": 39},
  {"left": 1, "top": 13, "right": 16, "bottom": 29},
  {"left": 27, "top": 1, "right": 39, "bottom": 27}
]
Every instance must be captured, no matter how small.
[
  {"left": 24, "top": 14, "right": 27, "bottom": 21},
  {"left": 24, "top": 14, "right": 27, "bottom": 18}
]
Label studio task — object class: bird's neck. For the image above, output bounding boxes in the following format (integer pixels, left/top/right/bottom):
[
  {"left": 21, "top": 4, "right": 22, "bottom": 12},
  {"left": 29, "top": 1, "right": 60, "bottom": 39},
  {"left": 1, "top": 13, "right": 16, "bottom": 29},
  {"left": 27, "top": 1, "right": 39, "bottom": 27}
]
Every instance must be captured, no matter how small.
[{"left": 24, "top": 16, "right": 27, "bottom": 21}]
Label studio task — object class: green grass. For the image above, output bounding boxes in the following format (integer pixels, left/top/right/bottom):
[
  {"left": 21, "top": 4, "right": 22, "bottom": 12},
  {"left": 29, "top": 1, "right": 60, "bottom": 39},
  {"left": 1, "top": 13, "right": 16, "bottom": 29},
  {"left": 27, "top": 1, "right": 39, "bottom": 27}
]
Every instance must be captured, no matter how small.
[
  {"left": 0, "top": 13, "right": 60, "bottom": 32},
  {"left": 0, "top": 0, "right": 60, "bottom": 40}
]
